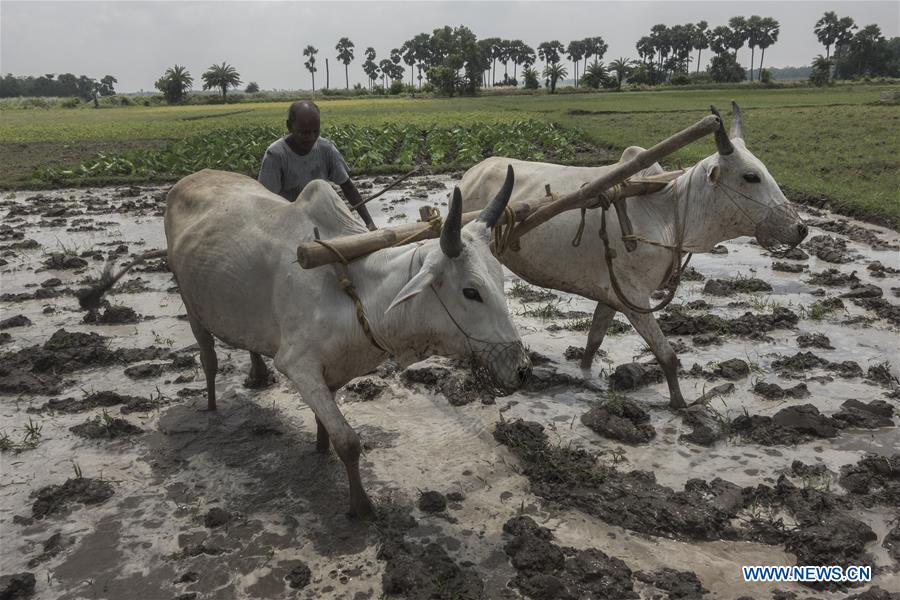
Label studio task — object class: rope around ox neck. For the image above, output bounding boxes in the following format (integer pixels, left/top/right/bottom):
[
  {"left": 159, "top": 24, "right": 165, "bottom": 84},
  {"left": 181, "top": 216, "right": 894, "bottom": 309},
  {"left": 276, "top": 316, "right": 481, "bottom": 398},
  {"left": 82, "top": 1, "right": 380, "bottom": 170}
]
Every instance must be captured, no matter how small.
[
  {"left": 598, "top": 175, "right": 693, "bottom": 315},
  {"left": 313, "top": 238, "right": 390, "bottom": 353}
]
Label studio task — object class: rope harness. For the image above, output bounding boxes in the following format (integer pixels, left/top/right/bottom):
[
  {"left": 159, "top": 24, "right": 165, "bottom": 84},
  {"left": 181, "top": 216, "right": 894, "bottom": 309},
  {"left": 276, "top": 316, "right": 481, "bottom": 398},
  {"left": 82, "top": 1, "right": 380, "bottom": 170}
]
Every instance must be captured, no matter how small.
[
  {"left": 310, "top": 208, "right": 444, "bottom": 353},
  {"left": 313, "top": 237, "right": 391, "bottom": 353},
  {"left": 602, "top": 172, "right": 694, "bottom": 314}
]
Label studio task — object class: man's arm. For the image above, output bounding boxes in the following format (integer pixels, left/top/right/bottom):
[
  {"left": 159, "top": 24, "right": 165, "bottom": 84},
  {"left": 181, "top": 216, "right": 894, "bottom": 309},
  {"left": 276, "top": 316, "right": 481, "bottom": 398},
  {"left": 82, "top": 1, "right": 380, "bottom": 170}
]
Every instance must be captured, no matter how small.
[
  {"left": 340, "top": 180, "right": 376, "bottom": 230},
  {"left": 326, "top": 142, "right": 376, "bottom": 230}
]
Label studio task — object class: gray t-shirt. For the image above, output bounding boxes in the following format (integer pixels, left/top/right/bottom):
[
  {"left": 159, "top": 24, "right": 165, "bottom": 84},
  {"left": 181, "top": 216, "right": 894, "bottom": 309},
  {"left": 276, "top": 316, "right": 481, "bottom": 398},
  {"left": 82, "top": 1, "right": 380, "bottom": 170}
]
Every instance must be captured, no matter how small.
[{"left": 257, "top": 136, "right": 351, "bottom": 201}]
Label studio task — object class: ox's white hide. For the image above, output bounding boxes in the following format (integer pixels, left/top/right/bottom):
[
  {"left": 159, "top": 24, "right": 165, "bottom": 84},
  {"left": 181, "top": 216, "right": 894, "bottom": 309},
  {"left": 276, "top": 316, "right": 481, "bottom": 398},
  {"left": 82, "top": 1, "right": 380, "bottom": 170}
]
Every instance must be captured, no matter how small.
[
  {"left": 165, "top": 171, "right": 385, "bottom": 386},
  {"left": 458, "top": 156, "right": 675, "bottom": 306}
]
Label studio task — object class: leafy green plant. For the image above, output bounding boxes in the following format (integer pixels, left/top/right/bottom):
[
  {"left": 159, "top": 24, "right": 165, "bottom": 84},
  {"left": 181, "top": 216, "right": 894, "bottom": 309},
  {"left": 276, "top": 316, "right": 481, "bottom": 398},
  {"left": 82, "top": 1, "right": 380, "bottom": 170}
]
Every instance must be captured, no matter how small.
[{"left": 35, "top": 120, "right": 588, "bottom": 183}]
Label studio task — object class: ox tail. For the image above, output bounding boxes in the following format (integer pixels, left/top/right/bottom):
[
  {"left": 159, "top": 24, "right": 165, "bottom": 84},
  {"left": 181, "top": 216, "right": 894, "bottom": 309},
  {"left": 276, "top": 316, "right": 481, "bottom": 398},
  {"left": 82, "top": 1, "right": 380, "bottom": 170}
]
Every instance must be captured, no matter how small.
[{"left": 76, "top": 249, "right": 168, "bottom": 310}]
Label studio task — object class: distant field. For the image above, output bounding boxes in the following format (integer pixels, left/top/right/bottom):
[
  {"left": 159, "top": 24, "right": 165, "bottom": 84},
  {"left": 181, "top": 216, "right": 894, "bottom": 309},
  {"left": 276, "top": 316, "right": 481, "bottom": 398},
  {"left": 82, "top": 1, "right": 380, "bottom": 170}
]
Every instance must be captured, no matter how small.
[{"left": 2, "top": 85, "right": 898, "bottom": 227}]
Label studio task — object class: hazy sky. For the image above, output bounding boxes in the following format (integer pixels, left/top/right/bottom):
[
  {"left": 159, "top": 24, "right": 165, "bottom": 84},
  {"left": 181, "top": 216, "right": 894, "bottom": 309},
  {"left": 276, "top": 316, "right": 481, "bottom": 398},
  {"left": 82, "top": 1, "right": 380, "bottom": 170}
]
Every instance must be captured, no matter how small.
[{"left": 2, "top": 1, "right": 898, "bottom": 92}]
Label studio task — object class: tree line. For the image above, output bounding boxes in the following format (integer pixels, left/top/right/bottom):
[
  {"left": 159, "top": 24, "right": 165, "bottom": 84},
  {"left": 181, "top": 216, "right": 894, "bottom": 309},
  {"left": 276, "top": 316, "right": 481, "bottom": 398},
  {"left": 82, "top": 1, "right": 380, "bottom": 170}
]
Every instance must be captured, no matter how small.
[
  {"left": 0, "top": 73, "right": 117, "bottom": 100},
  {"left": 3, "top": 11, "right": 897, "bottom": 102},
  {"left": 149, "top": 15, "right": 900, "bottom": 102},
  {"left": 810, "top": 12, "right": 899, "bottom": 85}
]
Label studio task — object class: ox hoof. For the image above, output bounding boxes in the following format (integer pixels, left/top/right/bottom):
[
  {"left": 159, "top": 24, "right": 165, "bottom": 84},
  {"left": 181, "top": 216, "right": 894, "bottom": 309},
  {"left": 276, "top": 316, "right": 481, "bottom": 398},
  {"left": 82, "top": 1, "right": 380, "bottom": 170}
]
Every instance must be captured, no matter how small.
[
  {"left": 243, "top": 372, "right": 276, "bottom": 390},
  {"left": 348, "top": 496, "right": 376, "bottom": 520},
  {"left": 668, "top": 396, "right": 687, "bottom": 411}
]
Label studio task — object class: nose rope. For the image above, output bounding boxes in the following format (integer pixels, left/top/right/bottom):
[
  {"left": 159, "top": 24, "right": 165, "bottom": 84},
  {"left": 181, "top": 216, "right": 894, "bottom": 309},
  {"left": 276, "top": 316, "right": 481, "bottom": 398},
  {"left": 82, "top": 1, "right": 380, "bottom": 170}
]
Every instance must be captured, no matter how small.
[
  {"left": 715, "top": 178, "right": 800, "bottom": 228},
  {"left": 406, "top": 241, "right": 524, "bottom": 387},
  {"left": 716, "top": 182, "right": 774, "bottom": 226}
]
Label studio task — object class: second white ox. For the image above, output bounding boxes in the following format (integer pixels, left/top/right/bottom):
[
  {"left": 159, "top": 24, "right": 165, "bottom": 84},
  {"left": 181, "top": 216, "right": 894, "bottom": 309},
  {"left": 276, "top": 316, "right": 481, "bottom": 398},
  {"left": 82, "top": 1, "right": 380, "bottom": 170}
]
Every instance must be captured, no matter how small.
[
  {"left": 459, "top": 103, "right": 807, "bottom": 409},
  {"left": 165, "top": 167, "right": 531, "bottom": 517}
]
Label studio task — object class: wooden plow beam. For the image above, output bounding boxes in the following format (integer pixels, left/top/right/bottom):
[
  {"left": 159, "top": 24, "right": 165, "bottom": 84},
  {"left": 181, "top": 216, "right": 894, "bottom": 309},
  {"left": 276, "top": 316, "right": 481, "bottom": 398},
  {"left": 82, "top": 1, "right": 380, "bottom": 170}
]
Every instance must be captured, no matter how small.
[{"left": 296, "top": 114, "right": 720, "bottom": 270}]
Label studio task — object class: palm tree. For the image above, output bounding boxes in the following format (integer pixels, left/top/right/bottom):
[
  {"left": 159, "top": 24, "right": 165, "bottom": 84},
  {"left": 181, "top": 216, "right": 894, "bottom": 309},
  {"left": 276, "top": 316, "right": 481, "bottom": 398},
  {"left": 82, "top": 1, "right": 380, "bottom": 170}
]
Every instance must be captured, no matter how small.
[
  {"left": 756, "top": 17, "right": 780, "bottom": 79},
  {"left": 537, "top": 40, "right": 564, "bottom": 71},
  {"left": 814, "top": 11, "right": 840, "bottom": 62},
  {"left": 693, "top": 21, "right": 709, "bottom": 73},
  {"left": 389, "top": 48, "right": 404, "bottom": 86},
  {"left": 608, "top": 57, "right": 633, "bottom": 90},
  {"left": 155, "top": 64, "right": 193, "bottom": 104},
  {"left": 363, "top": 47, "right": 378, "bottom": 90},
  {"left": 814, "top": 12, "right": 855, "bottom": 81},
  {"left": 478, "top": 37, "right": 501, "bottom": 85},
  {"left": 379, "top": 58, "right": 392, "bottom": 90},
  {"left": 668, "top": 24, "right": 694, "bottom": 76},
  {"left": 727, "top": 16, "right": 749, "bottom": 63},
  {"left": 543, "top": 62, "right": 567, "bottom": 93},
  {"left": 498, "top": 39, "right": 515, "bottom": 83},
  {"left": 581, "top": 37, "right": 608, "bottom": 82},
  {"left": 809, "top": 54, "right": 832, "bottom": 86},
  {"left": 400, "top": 40, "right": 416, "bottom": 87},
  {"left": 510, "top": 40, "right": 535, "bottom": 83},
  {"left": 303, "top": 45, "right": 318, "bottom": 93},
  {"left": 649, "top": 24, "right": 669, "bottom": 72},
  {"left": 201, "top": 62, "right": 241, "bottom": 100},
  {"left": 412, "top": 33, "right": 431, "bottom": 88},
  {"left": 580, "top": 60, "right": 608, "bottom": 89},
  {"left": 566, "top": 40, "right": 585, "bottom": 87},
  {"left": 709, "top": 26, "right": 731, "bottom": 57},
  {"left": 745, "top": 15, "right": 763, "bottom": 80},
  {"left": 335, "top": 37, "right": 355, "bottom": 89}
]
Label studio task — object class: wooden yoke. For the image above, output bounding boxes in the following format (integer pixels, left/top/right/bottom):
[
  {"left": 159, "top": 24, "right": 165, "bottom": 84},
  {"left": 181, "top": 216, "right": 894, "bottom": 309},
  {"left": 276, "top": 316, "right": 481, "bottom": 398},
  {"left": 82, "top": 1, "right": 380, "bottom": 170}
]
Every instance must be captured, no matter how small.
[
  {"left": 505, "top": 114, "right": 720, "bottom": 244},
  {"left": 296, "top": 171, "right": 680, "bottom": 269},
  {"left": 296, "top": 114, "right": 721, "bottom": 270}
]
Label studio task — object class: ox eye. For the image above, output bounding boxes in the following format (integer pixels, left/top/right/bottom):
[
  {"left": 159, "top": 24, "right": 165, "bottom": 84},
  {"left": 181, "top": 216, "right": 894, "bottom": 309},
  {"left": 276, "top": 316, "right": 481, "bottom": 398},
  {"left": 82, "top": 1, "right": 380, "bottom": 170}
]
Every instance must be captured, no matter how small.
[
  {"left": 743, "top": 172, "right": 761, "bottom": 184},
  {"left": 462, "top": 288, "right": 483, "bottom": 302}
]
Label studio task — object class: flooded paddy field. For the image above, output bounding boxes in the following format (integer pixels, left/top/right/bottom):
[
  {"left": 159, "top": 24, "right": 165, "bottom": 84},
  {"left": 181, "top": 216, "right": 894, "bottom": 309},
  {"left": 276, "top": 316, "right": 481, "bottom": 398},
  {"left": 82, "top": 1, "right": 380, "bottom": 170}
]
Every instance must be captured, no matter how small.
[{"left": 0, "top": 174, "right": 897, "bottom": 600}]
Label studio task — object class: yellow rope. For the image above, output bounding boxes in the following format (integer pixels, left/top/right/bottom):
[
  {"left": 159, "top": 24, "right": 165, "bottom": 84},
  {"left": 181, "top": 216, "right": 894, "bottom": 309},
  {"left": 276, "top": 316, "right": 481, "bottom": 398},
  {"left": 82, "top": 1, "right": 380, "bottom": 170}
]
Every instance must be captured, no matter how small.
[
  {"left": 594, "top": 181, "right": 625, "bottom": 209},
  {"left": 572, "top": 182, "right": 627, "bottom": 247},
  {"left": 490, "top": 205, "right": 520, "bottom": 255},
  {"left": 313, "top": 238, "right": 389, "bottom": 353}
]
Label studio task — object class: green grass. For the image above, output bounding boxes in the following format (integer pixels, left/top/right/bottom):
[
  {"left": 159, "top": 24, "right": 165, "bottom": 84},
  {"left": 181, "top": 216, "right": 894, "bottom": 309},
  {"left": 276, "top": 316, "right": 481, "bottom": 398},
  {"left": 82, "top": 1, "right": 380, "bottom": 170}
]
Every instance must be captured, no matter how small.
[{"left": 2, "top": 85, "right": 898, "bottom": 226}]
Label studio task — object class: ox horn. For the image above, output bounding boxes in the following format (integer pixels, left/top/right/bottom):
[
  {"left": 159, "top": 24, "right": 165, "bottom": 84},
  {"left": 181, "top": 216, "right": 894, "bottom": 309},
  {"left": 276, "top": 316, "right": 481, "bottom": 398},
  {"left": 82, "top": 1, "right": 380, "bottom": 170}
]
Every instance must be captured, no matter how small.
[
  {"left": 709, "top": 105, "right": 734, "bottom": 156},
  {"left": 440, "top": 187, "right": 463, "bottom": 258},
  {"left": 477, "top": 164, "right": 515, "bottom": 228},
  {"left": 730, "top": 101, "right": 744, "bottom": 140}
]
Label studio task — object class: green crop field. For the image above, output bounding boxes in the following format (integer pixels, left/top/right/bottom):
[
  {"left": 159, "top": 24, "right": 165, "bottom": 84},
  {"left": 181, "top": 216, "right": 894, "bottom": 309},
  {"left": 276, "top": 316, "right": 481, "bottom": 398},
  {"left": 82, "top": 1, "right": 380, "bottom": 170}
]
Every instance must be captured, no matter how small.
[{"left": 2, "top": 85, "right": 898, "bottom": 227}]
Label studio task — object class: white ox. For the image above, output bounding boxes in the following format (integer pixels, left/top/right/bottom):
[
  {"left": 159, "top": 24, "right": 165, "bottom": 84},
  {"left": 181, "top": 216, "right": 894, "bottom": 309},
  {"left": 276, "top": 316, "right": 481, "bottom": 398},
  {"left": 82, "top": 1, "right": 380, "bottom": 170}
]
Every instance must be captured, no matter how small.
[
  {"left": 458, "top": 103, "right": 807, "bottom": 409},
  {"left": 164, "top": 168, "right": 531, "bottom": 517}
]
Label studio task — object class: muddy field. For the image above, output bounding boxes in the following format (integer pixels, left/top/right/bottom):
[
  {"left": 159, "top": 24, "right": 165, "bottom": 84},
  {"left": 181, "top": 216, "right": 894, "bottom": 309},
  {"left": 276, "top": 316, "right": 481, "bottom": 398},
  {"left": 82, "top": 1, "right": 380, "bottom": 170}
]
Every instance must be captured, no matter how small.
[{"left": 0, "top": 175, "right": 898, "bottom": 600}]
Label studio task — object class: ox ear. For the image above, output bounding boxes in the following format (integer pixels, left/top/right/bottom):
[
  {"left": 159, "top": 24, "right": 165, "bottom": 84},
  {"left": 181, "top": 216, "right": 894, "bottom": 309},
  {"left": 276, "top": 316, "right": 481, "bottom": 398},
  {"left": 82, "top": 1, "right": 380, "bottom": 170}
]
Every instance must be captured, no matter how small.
[
  {"left": 386, "top": 263, "right": 437, "bottom": 314},
  {"left": 706, "top": 162, "right": 720, "bottom": 184}
]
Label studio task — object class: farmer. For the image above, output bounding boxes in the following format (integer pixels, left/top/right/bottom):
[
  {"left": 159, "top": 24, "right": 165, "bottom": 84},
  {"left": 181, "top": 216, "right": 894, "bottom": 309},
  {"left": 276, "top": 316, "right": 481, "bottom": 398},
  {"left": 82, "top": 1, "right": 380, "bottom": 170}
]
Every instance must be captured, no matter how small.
[{"left": 258, "top": 100, "right": 376, "bottom": 230}]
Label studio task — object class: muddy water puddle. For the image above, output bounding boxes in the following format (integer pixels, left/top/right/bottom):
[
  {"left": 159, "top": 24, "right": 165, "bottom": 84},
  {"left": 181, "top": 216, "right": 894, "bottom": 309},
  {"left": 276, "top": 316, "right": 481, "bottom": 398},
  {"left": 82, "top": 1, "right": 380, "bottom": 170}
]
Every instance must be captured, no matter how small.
[{"left": 1, "top": 178, "right": 898, "bottom": 599}]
